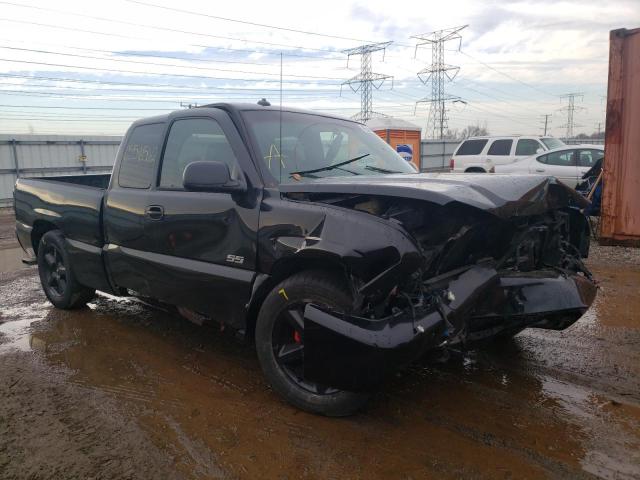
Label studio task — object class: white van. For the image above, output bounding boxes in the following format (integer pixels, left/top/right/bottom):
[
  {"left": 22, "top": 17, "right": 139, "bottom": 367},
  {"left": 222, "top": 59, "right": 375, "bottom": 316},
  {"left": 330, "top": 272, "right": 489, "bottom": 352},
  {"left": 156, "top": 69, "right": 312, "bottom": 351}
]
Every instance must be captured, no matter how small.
[{"left": 450, "top": 136, "right": 565, "bottom": 173}]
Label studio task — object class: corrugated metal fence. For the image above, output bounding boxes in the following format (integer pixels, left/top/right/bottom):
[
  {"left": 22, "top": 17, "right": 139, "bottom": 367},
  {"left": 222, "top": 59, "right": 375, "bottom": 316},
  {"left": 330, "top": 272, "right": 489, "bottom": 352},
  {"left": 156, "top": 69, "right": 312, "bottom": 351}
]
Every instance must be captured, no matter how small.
[
  {"left": 420, "top": 140, "right": 459, "bottom": 171},
  {"left": 0, "top": 134, "right": 122, "bottom": 206}
]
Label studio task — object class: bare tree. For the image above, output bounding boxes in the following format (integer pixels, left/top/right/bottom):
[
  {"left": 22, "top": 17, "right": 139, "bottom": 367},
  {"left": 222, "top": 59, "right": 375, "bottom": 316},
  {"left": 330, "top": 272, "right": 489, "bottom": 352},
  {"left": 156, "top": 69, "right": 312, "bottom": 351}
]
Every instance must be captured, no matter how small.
[{"left": 459, "top": 123, "right": 489, "bottom": 139}]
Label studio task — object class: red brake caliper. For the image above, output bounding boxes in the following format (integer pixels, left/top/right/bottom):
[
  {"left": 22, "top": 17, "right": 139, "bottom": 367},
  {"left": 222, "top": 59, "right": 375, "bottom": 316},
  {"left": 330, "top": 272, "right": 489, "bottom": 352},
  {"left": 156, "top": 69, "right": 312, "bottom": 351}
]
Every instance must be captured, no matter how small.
[{"left": 293, "top": 330, "right": 302, "bottom": 344}]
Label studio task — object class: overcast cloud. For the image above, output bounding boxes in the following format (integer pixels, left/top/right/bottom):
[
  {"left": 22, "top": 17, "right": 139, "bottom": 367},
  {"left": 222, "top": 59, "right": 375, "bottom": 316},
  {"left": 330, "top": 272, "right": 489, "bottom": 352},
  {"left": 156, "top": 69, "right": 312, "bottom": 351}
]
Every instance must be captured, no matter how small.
[{"left": 0, "top": 0, "right": 637, "bottom": 136}]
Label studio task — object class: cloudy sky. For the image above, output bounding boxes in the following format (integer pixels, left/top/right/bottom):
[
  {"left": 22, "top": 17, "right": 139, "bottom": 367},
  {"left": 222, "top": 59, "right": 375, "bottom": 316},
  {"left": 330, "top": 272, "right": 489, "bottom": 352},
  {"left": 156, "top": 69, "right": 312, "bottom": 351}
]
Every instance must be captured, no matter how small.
[{"left": 0, "top": 0, "right": 637, "bottom": 137}]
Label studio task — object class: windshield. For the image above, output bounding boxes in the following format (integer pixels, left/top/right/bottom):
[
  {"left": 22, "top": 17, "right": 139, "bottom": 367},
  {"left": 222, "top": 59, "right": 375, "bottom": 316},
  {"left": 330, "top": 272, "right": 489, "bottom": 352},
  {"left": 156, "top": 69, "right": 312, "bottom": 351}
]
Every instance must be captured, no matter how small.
[
  {"left": 242, "top": 110, "right": 417, "bottom": 183},
  {"left": 541, "top": 137, "right": 565, "bottom": 150}
]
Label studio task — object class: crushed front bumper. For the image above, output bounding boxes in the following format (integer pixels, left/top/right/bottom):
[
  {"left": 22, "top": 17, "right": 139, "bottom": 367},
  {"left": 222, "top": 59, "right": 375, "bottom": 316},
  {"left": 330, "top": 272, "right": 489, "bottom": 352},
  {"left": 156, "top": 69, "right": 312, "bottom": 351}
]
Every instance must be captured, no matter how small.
[{"left": 303, "top": 265, "right": 597, "bottom": 391}]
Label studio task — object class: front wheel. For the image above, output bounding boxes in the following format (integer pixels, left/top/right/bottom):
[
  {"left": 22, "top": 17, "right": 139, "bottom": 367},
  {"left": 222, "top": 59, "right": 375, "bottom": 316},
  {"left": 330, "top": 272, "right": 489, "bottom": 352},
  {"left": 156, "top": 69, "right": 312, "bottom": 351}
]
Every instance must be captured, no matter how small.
[
  {"left": 255, "top": 270, "right": 370, "bottom": 416},
  {"left": 37, "top": 230, "right": 95, "bottom": 309}
]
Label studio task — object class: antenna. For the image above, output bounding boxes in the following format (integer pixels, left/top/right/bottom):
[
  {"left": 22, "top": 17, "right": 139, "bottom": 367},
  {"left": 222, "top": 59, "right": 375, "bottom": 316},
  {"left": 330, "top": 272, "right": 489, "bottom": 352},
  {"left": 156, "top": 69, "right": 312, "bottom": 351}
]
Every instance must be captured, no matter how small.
[{"left": 279, "top": 52, "right": 283, "bottom": 184}]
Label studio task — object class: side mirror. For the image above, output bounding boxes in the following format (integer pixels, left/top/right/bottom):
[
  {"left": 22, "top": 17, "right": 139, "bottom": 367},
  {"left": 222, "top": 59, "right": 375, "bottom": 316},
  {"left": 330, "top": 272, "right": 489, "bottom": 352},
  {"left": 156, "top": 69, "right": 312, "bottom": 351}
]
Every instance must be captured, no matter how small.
[
  {"left": 536, "top": 148, "right": 544, "bottom": 154},
  {"left": 183, "top": 161, "right": 246, "bottom": 193}
]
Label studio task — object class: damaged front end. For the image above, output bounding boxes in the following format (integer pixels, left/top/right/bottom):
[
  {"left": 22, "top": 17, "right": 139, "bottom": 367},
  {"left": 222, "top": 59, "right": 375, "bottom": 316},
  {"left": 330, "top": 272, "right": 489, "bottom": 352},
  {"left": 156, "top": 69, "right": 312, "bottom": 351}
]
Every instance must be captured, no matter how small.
[{"left": 282, "top": 175, "right": 598, "bottom": 391}]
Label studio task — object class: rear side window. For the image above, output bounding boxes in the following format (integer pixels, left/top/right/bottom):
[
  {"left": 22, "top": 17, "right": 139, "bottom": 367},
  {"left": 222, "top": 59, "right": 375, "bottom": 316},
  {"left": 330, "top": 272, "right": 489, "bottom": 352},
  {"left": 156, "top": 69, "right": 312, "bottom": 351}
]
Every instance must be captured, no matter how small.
[
  {"left": 118, "top": 123, "right": 165, "bottom": 189},
  {"left": 537, "top": 150, "right": 575, "bottom": 166},
  {"left": 487, "top": 139, "right": 513, "bottom": 156},
  {"left": 577, "top": 149, "right": 604, "bottom": 167},
  {"left": 515, "top": 139, "right": 542, "bottom": 156},
  {"left": 456, "top": 139, "right": 488, "bottom": 155}
]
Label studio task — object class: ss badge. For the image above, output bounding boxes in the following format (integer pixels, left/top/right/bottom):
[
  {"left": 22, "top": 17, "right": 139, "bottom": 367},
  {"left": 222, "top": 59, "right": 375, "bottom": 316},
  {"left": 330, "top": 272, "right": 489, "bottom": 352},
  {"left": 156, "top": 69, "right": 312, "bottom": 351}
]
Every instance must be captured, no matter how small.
[{"left": 226, "top": 254, "right": 245, "bottom": 265}]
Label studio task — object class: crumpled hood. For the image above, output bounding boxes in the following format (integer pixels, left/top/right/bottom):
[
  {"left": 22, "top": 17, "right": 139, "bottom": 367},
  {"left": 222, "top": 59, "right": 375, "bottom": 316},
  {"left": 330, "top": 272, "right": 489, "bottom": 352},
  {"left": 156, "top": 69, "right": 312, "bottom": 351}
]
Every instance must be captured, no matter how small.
[{"left": 280, "top": 173, "right": 589, "bottom": 218}]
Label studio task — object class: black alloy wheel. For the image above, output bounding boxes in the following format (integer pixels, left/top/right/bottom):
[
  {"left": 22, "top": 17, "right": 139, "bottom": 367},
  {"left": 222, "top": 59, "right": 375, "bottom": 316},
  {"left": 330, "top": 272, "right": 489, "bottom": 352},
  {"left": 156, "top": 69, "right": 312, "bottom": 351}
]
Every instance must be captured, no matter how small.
[
  {"left": 255, "top": 270, "right": 370, "bottom": 416},
  {"left": 37, "top": 230, "right": 95, "bottom": 309},
  {"left": 272, "top": 302, "right": 338, "bottom": 396},
  {"left": 41, "top": 241, "right": 67, "bottom": 297}
]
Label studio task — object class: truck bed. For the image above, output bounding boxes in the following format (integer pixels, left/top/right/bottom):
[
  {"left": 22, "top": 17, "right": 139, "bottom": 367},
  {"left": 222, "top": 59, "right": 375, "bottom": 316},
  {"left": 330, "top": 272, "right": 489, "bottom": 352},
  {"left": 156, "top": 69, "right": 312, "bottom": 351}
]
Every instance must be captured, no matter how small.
[
  {"left": 31, "top": 173, "right": 111, "bottom": 189},
  {"left": 14, "top": 174, "right": 111, "bottom": 255}
]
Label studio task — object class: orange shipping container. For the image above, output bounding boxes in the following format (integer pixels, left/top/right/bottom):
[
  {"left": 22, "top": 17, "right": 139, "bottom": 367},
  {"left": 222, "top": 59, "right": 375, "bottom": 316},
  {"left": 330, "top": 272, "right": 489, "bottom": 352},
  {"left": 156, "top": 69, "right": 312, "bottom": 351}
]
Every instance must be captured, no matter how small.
[
  {"left": 601, "top": 28, "right": 640, "bottom": 246},
  {"left": 365, "top": 118, "right": 422, "bottom": 170}
]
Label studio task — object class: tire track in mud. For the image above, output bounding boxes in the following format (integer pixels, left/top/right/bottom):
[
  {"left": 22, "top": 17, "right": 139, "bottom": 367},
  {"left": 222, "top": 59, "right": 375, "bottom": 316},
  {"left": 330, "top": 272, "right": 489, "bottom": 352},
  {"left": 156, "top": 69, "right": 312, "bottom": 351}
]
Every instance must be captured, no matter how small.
[{"left": 0, "top": 352, "right": 186, "bottom": 480}]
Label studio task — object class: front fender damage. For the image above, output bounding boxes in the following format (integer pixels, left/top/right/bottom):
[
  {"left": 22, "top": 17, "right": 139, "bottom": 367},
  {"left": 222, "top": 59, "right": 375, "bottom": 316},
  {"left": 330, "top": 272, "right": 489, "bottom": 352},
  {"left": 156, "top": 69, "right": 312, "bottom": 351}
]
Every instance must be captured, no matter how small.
[
  {"left": 275, "top": 183, "right": 597, "bottom": 392},
  {"left": 303, "top": 264, "right": 498, "bottom": 390},
  {"left": 304, "top": 265, "right": 596, "bottom": 391}
]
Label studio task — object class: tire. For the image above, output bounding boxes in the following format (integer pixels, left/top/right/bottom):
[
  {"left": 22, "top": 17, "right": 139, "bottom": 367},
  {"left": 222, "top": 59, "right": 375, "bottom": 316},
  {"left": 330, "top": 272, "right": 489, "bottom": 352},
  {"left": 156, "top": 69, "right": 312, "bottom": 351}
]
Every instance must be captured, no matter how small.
[
  {"left": 37, "top": 230, "right": 95, "bottom": 309},
  {"left": 464, "top": 167, "right": 486, "bottom": 173},
  {"left": 255, "top": 270, "right": 370, "bottom": 416}
]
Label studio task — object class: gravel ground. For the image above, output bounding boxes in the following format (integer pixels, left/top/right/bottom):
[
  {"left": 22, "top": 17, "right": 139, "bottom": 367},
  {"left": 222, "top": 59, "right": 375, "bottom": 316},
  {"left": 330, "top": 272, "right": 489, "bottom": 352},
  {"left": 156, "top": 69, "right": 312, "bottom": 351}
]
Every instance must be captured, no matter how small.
[{"left": 588, "top": 243, "right": 640, "bottom": 269}]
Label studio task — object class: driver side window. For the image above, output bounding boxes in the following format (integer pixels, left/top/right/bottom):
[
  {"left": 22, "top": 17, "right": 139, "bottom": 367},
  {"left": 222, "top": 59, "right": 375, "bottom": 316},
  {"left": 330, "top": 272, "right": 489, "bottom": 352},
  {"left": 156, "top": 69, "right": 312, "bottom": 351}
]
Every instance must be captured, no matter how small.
[{"left": 159, "top": 118, "right": 241, "bottom": 189}]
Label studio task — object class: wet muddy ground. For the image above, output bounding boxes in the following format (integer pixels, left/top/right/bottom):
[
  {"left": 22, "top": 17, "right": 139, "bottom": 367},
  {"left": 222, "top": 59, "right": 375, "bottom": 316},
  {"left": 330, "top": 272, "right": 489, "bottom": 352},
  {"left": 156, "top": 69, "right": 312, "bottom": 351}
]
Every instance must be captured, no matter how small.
[{"left": 1, "top": 208, "right": 639, "bottom": 479}]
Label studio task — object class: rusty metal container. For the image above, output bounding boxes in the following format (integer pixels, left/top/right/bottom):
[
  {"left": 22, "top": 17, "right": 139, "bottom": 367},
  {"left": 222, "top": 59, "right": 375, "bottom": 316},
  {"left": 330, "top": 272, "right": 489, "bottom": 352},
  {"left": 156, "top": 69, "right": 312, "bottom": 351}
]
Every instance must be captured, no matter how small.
[{"left": 601, "top": 28, "right": 640, "bottom": 246}]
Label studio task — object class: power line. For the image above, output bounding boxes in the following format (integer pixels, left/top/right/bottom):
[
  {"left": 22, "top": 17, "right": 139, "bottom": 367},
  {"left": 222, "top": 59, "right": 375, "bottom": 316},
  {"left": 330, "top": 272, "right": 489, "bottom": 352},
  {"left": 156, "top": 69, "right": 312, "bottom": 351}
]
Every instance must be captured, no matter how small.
[
  {"left": 0, "top": 73, "right": 338, "bottom": 93},
  {"left": 0, "top": 104, "right": 171, "bottom": 111},
  {"left": 0, "top": 89, "right": 335, "bottom": 103},
  {"left": 385, "top": 87, "right": 542, "bottom": 123},
  {"left": 0, "top": 85, "right": 335, "bottom": 101},
  {"left": 0, "top": 57, "right": 340, "bottom": 85},
  {"left": 0, "top": 45, "right": 345, "bottom": 80},
  {"left": 0, "top": 17, "right": 341, "bottom": 61},
  {"left": 0, "top": 82, "right": 334, "bottom": 97},
  {"left": 125, "top": 0, "right": 374, "bottom": 44},
  {"left": 457, "top": 50, "right": 556, "bottom": 99},
  {"left": 0, "top": 2, "right": 345, "bottom": 54},
  {"left": 412, "top": 25, "right": 467, "bottom": 139},
  {"left": 0, "top": 36, "right": 342, "bottom": 70},
  {"left": 341, "top": 42, "right": 393, "bottom": 122}
]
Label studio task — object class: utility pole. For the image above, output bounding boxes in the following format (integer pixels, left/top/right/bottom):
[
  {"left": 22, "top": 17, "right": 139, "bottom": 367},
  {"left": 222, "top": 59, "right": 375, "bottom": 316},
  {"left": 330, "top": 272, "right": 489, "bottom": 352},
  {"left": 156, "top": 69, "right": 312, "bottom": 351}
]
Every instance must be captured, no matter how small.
[
  {"left": 558, "top": 93, "right": 584, "bottom": 140},
  {"left": 595, "top": 122, "right": 602, "bottom": 137},
  {"left": 540, "top": 114, "right": 552, "bottom": 136},
  {"left": 412, "top": 25, "right": 467, "bottom": 140},
  {"left": 341, "top": 42, "right": 393, "bottom": 122}
]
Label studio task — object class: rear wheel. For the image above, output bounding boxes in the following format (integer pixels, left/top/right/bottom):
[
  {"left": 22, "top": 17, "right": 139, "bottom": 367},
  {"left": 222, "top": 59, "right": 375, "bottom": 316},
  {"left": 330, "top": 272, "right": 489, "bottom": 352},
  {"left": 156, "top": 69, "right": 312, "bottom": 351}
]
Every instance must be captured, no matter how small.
[
  {"left": 255, "top": 270, "right": 370, "bottom": 416},
  {"left": 37, "top": 230, "right": 95, "bottom": 309}
]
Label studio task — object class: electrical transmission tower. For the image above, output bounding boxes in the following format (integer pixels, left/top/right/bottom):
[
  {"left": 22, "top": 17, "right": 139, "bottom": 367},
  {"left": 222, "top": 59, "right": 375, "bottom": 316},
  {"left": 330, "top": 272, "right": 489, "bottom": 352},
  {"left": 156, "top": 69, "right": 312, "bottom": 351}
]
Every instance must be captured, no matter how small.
[
  {"left": 540, "top": 114, "right": 552, "bottom": 136},
  {"left": 412, "top": 25, "right": 467, "bottom": 139},
  {"left": 341, "top": 41, "right": 393, "bottom": 122},
  {"left": 558, "top": 93, "right": 584, "bottom": 140}
]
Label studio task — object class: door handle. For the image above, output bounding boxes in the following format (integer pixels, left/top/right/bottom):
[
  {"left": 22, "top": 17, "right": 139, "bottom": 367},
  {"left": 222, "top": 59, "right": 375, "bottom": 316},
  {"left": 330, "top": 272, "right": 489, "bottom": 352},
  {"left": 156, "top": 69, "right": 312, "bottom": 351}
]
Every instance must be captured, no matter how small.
[
  {"left": 145, "top": 205, "right": 164, "bottom": 220},
  {"left": 535, "top": 168, "right": 545, "bottom": 173}
]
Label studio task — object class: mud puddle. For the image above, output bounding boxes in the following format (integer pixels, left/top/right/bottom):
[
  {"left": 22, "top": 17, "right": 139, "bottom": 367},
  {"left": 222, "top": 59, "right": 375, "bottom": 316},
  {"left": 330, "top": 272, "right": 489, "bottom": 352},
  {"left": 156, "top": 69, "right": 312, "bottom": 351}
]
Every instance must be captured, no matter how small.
[{"left": 0, "top": 265, "right": 639, "bottom": 478}]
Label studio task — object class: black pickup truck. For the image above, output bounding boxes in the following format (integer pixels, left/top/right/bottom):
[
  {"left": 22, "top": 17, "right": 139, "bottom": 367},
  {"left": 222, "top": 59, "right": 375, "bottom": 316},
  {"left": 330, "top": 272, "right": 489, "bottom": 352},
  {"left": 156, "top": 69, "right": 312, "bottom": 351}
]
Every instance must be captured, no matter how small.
[{"left": 14, "top": 103, "right": 597, "bottom": 416}]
